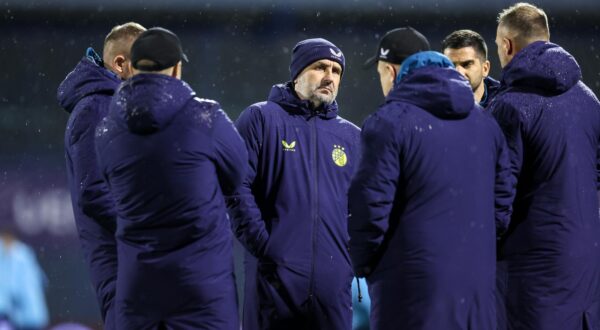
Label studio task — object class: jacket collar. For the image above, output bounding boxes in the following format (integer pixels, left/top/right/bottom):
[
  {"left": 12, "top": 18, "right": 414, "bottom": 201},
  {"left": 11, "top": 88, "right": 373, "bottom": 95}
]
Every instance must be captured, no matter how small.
[{"left": 267, "top": 82, "right": 339, "bottom": 119}]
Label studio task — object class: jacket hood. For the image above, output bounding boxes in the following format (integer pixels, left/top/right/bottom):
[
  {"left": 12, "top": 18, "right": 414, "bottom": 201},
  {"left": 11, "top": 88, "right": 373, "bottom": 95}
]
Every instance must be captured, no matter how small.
[
  {"left": 267, "top": 82, "right": 338, "bottom": 119},
  {"left": 387, "top": 51, "right": 475, "bottom": 119},
  {"left": 110, "top": 74, "right": 195, "bottom": 135},
  {"left": 501, "top": 41, "right": 581, "bottom": 94},
  {"left": 57, "top": 57, "right": 120, "bottom": 113}
]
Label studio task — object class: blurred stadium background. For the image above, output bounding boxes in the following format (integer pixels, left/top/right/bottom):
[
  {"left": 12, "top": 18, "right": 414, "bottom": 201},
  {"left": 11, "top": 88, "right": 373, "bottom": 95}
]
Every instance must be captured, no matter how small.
[{"left": 1, "top": 0, "right": 599, "bottom": 327}]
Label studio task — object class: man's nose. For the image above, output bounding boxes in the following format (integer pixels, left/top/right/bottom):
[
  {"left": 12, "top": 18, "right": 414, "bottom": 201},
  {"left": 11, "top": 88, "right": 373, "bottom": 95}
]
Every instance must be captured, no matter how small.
[
  {"left": 322, "top": 69, "right": 334, "bottom": 82},
  {"left": 456, "top": 66, "right": 467, "bottom": 76}
]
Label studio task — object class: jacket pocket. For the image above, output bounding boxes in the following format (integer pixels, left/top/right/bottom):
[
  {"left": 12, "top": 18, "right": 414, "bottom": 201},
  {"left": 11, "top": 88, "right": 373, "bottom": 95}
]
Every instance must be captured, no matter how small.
[{"left": 256, "top": 261, "right": 300, "bottom": 327}]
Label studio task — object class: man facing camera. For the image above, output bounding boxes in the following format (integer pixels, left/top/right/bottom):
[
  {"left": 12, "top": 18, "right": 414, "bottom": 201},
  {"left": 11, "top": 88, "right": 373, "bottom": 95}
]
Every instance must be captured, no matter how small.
[
  {"left": 227, "top": 38, "right": 360, "bottom": 330},
  {"left": 442, "top": 29, "right": 500, "bottom": 108}
]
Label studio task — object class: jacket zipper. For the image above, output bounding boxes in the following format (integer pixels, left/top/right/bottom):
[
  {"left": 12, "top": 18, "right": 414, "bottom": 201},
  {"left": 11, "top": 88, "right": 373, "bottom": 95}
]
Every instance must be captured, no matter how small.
[{"left": 308, "top": 114, "right": 318, "bottom": 314}]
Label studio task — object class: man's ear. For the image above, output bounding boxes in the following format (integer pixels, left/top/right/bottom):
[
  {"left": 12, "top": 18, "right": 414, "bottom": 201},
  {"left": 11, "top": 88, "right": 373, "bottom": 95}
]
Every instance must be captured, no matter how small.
[
  {"left": 503, "top": 37, "right": 514, "bottom": 57},
  {"left": 171, "top": 62, "right": 182, "bottom": 78},
  {"left": 387, "top": 63, "right": 397, "bottom": 82},
  {"left": 112, "top": 54, "right": 127, "bottom": 74},
  {"left": 482, "top": 59, "right": 491, "bottom": 77}
]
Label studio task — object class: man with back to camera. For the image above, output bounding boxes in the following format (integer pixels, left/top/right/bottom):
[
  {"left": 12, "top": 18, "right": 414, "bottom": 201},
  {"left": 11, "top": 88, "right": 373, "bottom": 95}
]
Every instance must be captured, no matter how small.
[
  {"left": 490, "top": 3, "right": 600, "bottom": 329},
  {"left": 226, "top": 38, "right": 360, "bottom": 329},
  {"left": 442, "top": 29, "right": 500, "bottom": 108},
  {"left": 94, "top": 27, "right": 246, "bottom": 329},
  {"left": 57, "top": 22, "right": 145, "bottom": 329},
  {"left": 348, "top": 26, "right": 515, "bottom": 330}
]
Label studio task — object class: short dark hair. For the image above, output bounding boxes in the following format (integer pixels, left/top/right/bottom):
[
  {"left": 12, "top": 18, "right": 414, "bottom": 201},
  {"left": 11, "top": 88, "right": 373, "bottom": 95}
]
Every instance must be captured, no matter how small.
[
  {"left": 442, "top": 29, "right": 488, "bottom": 60},
  {"left": 498, "top": 2, "right": 549, "bottom": 44}
]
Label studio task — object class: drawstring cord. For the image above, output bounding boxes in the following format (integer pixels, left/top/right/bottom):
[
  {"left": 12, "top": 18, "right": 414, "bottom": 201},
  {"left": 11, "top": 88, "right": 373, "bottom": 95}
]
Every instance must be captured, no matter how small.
[{"left": 356, "top": 277, "right": 363, "bottom": 303}]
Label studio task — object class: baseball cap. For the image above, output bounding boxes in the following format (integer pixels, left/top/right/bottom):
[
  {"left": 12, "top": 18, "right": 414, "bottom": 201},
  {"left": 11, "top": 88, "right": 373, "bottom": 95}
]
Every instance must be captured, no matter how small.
[
  {"left": 363, "top": 27, "right": 430, "bottom": 67},
  {"left": 131, "top": 27, "right": 188, "bottom": 71}
]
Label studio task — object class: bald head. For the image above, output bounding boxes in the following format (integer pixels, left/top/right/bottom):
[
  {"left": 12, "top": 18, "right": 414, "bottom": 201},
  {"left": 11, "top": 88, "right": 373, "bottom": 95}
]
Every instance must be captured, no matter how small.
[
  {"left": 496, "top": 3, "right": 549, "bottom": 68},
  {"left": 103, "top": 22, "right": 146, "bottom": 79}
]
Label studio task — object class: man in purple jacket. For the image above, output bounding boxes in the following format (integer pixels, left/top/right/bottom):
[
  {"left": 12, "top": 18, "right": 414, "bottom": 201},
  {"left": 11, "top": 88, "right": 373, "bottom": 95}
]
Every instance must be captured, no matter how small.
[
  {"left": 57, "top": 22, "right": 145, "bottom": 329},
  {"left": 491, "top": 3, "right": 600, "bottom": 329},
  {"left": 442, "top": 29, "right": 500, "bottom": 108},
  {"left": 227, "top": 38, "right": 360, "bottom": 329},
  {"left": 348, "top": 27, "right": 514, "bottom": 330},
  {"left": 95, "top": 27, "right": 246, "bottom": 329}
]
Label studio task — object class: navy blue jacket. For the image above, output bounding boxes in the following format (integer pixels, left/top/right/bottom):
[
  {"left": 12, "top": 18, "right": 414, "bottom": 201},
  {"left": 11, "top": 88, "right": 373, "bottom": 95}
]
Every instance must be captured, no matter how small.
[
  {"left": 95, "top": 74, "right": 245, "bottom": 329},
  {"left": 57, "top": 54, "right": 119, "bottom": 329},
  {"left": 480, "top": 76, "right": 500, "bottom": 108},
  {"left": 348, "top": 52, "right": 514, "bottom": 330},
  {"left": 227, "top": 82, "right": 360, "bottom": 330},
  {"left": 490, "top": 41, "right": 600, "bottom": 330}
]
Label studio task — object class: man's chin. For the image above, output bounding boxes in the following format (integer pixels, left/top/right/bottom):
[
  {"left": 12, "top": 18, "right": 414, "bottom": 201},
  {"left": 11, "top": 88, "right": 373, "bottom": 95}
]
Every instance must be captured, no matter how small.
[
  {"left": 317, "top": 97, "right": 335, "bottom": 106},
  {"left": 317, "top": 91, "right": 336, "bottom": 100}
]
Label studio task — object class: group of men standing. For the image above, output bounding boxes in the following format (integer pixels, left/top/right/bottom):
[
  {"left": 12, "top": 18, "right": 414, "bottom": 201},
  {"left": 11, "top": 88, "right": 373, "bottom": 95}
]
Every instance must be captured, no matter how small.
[{"left": 57, "top": 2, "right": 600, "bottom": 330}]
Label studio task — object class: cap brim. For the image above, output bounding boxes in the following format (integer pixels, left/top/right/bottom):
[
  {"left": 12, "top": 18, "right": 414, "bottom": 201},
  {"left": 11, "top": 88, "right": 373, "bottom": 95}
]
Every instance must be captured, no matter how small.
[{"left": 363, "top": 55, "right": 378, "bottom": 69}]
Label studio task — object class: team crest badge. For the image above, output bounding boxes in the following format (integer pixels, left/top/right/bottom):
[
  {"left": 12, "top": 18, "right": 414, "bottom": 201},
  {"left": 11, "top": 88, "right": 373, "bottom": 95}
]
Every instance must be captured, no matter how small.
[{"left": 332, "top": 145, "right": 347, "bottom": 167}]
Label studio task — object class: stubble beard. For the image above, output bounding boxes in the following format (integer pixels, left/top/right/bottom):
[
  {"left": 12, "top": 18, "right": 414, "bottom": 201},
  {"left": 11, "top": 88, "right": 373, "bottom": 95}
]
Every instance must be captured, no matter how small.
[
  {"left": 471, "top": 78, "right": 483, "bottom": 93},
  {"left": 296, "top": 75, "right": 337, "bottom": 108}
]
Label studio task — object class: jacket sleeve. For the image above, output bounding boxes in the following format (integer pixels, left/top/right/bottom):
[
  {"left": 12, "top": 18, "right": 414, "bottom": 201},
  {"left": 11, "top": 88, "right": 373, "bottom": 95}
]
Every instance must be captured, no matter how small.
[
  {"left": 69, "top": 101, "right": 118, "bottom": 323},
  {"left": 348, "top": 113, "right": 400, "bottom": 277},
  {"left": 225, "top": 106, "right": 270, "bottom": 258},
  {"left": 68, "top": 103, "right": 117, "bottom": 233},
  {"left": 597, "top": 138, "right": 600, "bottom": 190},
  {"left": 211, "top": 106, "right": 248, "bottom": 196},
  {"left": 492, "top": 122, "right": 516, "bottom": 237},
  {"left": 491, "top": 101, "right": 523, "bottom": 236}
]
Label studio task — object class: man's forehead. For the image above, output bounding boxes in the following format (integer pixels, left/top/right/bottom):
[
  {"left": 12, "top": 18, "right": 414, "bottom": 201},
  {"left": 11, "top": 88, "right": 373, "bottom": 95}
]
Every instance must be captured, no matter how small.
[
  {"left": 444, "top": 46, "right": 476, "bottom": 56},
  {"left": 308, "top": 59, "right": 342, "bottom": 68},
  {"left": 444, "top": 47, "right": 480, "bottom": 61}
]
